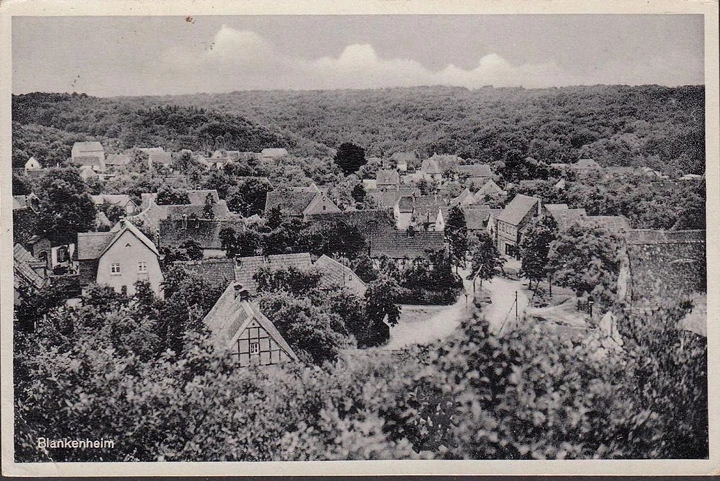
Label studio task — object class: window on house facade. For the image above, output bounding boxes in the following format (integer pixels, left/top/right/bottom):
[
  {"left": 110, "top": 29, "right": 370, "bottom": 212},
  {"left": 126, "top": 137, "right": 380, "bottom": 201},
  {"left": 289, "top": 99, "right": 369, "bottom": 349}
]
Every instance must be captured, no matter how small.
[
  {"left": 250, "top": 341, "right": 260, "bottom": 355},
  {"left": 111, "top": 263, "right": 121, "bottom": 274},
  {"left": 137, "top": 261, "right": 147, "bottom": 273}
]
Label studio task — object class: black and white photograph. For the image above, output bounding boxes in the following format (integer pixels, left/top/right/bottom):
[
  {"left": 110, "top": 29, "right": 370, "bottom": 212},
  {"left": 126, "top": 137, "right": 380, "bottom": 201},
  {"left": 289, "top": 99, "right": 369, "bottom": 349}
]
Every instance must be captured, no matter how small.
[{"left": 1, "top": 1, "right": 718, "bottom": 476}]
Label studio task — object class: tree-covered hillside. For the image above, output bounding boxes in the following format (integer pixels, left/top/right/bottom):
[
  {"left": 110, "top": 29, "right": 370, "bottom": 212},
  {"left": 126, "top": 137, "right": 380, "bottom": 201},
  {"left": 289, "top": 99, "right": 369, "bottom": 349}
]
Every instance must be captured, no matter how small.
[
  {"left": 11, "top": 93, "right": 330, "bottom": 168},
  {"left": 143, "top": 85, "right": 705, "bottom": 175}
]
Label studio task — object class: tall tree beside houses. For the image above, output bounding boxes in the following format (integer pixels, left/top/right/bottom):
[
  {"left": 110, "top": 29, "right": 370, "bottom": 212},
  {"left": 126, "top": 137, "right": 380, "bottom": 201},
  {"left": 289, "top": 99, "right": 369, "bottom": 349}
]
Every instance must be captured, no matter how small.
[
  {"left": 445, "top": 206, "right": 469, "bottom": 270},
  {"left": 364, "top": 274, "right": 402, "bottom": 347},
  {"left": 546, "top": 222, "right": 622, "bottom": 308},
  {"left": 35, "top": 168, "right": 96, "bottom": 245},
  {"left": 469, "top": 232, "right": 505, "bottom": 288},
  {"left": 334, "top": 142, "right": 367, "bottom": 175},
  {"left": 519, "top": 215, "right": 558, "bottom": 291}
]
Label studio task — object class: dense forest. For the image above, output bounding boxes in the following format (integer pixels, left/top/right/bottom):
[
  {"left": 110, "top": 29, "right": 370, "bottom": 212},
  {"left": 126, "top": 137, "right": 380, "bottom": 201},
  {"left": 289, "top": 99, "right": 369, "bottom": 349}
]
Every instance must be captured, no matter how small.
[
  {"left": 11, "top": 93, "right": 329, "bottom": 168},
  {"left": 144, "top": 85, "right": 705, "bottom": 175},
  {"left": 13, "top": 85, "right": 705, "bottom": 175}
]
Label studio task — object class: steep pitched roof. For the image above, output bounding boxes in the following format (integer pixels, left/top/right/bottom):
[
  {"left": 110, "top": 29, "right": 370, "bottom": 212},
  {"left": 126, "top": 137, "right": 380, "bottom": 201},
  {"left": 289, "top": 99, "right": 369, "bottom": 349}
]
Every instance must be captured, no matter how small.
[
  {"left": 411, "top": 195, "right": 449, "bottom": 223},
  {"left": 550, "top": 208, "right": 587, "bottom": 229},
  {"left": 376, "top": 169, "right": 400, "bottom": 186},
  {"left": 306, "top": 208, "right": 396, "bottom": 237},
  {"left": 367, "top": 188, "right": 417, "bottom": 209},
  {"left": 97, "top": 220, "right": 160, "bottom": 259},
  {"left": 368, "top": 230, "right": 445, "bottom": 259},
  {"left": 456, "top": 164, "right": 492, "bottom": 178},
  {"left": 314, "top": 255, "right": 367, "bottom": 297},
  {"left": 303, "top": 193, "right": 341, "bottom": 216},
  {"left": 421, "top": 158, "right": 442, "bottom": 175},
  {"left": 475, "top": 179, "right": 503, "bottom": 197},
  {"left": 91, "top": 194, "right": 135, "bottom": 208},
  {"left": 203, "top": 283, "right": 298, "bottom": 360},
  {"left": 496, "top": 194, "right": 540, "bottom": 226},
  {"left": 166, "top": 201, "right": 235, "bottom": 220},
  {"left": 265, "top": 190, "right": 317, "bottom": 216},
  {"left": 450, "top": 188, "right": 476, "bottom": 207},
  {"left": 234, "top": 253, "right": 313, "bottom": 295},
  {"left": 77, "top": 232, "right": 116, "bottom": 260}
]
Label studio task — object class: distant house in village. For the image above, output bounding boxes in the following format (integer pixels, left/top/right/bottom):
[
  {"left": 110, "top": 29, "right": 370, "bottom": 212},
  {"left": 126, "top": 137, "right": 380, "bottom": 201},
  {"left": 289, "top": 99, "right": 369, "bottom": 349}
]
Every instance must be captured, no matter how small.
[
  {"left": 14, "top": 243, "right": 48, "bottom": 305},
  {"left": 264, "top": 186, "right": 340, "bottom": 220},
  {"left": 314, "top": 255, "right": 367, "bottom": 297},
  {"left": 450, "top": 188, "right": 477, "bottom": 207},
  {"left": 542, "top": 204, "right": 587, "bottom": 229},
  {"left": 306, "top": 208, "right": 396, "bottom": 238},
  {"left": 395, "top": 194, "right": 449, "bottom": 232},
  {"left": 494, "top": 194, "right": 541, "bottom": 257},
  {"left": 139, "top": 148, "right": 172, "bottom": 170},
  {"left": 368, "top": 230, "right": 445, "bottom": 267},
  {"left": 366, "top": 187, "right": 418, "bottom": 210},
  {"left": 91, "top": 194, "right": 139, "bottom": 215},
  {"left": 475, "top": 179, "right": 504, "bottom": 199},
  {"left": 376, "top": 169, "right": 400, "bottom": 191},
  {"left": 234, "top": 253, "right": 313, "bottom": 296},
  {"left": 24, "top": 157, "right": 42, "bottom": 173},
  {"left": 421, "top": 154, "right": 462, "bottom": 181},
  {"left": 77, "top": 220, "right": 163, "bottom": 296},
  {"left": 456, "top": 164, "right": 493, "bottom": 187},
  {"left": 159, "top": 218, "right": 246, "bottom": 258},
  {"left": 105, "top": 153, "right": 132, "bottom": 170},
  {"left": 78, "top": 165, "right": 99, "bottom": 181},
  {"left": 391, "top": 152, "right": 416, "bottom": 172},
  {"left": 71, "top": 142, "right": 106, "bottom": 172},
  {"left": 203, "top": 282, "right": 298, "bottom": 367},
  {"left": 362, "top": 179, "right": 378, "bottom": 191},
  {"left": 261, "top": 148, "right": 289, "bottom": 160},
  {"left": 554, "top": 178, "right": 566, "bottom": 190}
]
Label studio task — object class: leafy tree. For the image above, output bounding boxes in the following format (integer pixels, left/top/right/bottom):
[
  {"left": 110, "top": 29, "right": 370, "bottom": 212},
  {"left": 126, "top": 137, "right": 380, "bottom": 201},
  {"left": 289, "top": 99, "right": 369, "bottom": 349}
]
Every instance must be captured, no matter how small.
[
  {"left": 255, "top": 266, "right": 322, "bottom": 296},
  {"left": 351, "top": 183, "right": 366, "bottom": 203},
  {"left": 226, "top": 177, "right": 273, "bottom": 217},
  {"left": 334, "top": 142, "right": 366, "bottom": 175},
  {"left": 12, "top": 172, "right": 32, "bottom": 195},
  {"left": 34, "top": 168, "right": 96, "bottom": 244},
  {"left": 546, "top": 222, "right": 621, "bottom": 307},
  {"left": 364, "top": 275, "right": 401, "bottom": 346},
  {"left": 179, "top": 240, "right": 203, "bottom": 261},
  {"left": 156, "top": 186, "right": 190, "bottom": 205},
  {"left": 519, "top": 215, "right": 558, "bottom": 290},
  {"left": 469, "top": 232, "right": 505, "bottom": 288},
  {"left": 445, "top": 206, "right": 468, "bottom": 269}
]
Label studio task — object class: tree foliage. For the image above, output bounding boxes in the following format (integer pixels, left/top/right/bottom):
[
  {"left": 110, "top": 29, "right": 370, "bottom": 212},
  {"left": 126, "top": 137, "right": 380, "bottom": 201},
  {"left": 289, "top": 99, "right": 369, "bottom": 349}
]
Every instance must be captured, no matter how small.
[
  {"left": 34, "top": 168, "right": 96, "bottom": 244},
  {"left": 334, "top": 142, "right": 367, "bottom": 175}
]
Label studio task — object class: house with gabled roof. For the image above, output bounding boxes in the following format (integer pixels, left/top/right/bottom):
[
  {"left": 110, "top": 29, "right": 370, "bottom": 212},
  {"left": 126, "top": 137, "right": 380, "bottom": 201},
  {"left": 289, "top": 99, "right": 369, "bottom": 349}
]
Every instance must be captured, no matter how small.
[
  {"left": 395, "top": 194, "right": 449, "bottom": 232},
  {"left": 91, "top": 194, "right": 139, "bottom": 215},
  {"left": 204, "top": 282, "right": 298, "bottom": 366},
  {"left": 450, "top": 188, "right": 478, "bottom": 207},
  {"left": 474, "top": 179, "right": 504, "bottom": 199},
  {"left": 495, "top": 194, "right": 541, "bottom": 257},
  {"left": 72, "top": 142, "right": 106, "bottom": 172},
  {"left": 105, "top": 154, "right": 132, "bottom": 170},
  {"left": 314, "top": 255, "right": 367, "bottom": 297},
  {"left": 24, "top": 157, "right": 42, "bottom": 172},
  {"left": 368, "top": 230, "right": 445, "bottom": 267},
  {"left": 456, "top": 164, "right": 493, "bottom": 187},
  {"left": 376, "top": 169, "right": 400, "bottom": 191},
  {"left": 391, "top": 151, "right": 417, "bottom": 172},
  {"left": 265, "top": 187, "right": 340, "bottom": 220},
  {"left": 77, "top": 219, "right": 163, "bottom": 296},
  {"left": 462, "top": 206, "right": 501, "bottom": 233}
]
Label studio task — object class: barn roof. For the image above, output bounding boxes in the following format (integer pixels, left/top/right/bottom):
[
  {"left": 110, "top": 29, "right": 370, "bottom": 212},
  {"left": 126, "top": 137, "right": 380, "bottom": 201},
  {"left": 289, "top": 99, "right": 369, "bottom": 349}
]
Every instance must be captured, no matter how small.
[
  {"left": 368, "top": 230, "right": 445, "bottom": 259},
  {"left": 265, "top": 190, "right": 317, "bottom": 216},
  {"left": 77, "top": 232, "right": 116, "bottom": 260},
  {"left": 174, "top": 258, "right": 237, "bottom": 285},
  {"left": 72, "top": 141, "right": 103, "bottom": 153},
  {"left": 550, "top": 208, "right": 587, "bottom": 229},
  {"left": 159, "top": 219, "right": 246, "bottom": 250},
  {"left": 462, "top": 206, "right": 493, "bottom": 230},
  {"left": 234, "top": 253, "right": 313, "bottom": 295},
  {"left": 367, "top": 188, "right": 418, "bottom": 209},
  {"left": 105, "top": 154, "right": 131, "bottom": 166},
  {"left": 314, "top": 255, "right": 367, "bottom": 297},
  {"left": 14, "top": 244, "right": 46, "bottom": 290},
  {"left": 450, "top": 188, "right": 476, "bottom": 207},
  {"left": 496, "top": 194, "right": 540, "bottom": 226}
]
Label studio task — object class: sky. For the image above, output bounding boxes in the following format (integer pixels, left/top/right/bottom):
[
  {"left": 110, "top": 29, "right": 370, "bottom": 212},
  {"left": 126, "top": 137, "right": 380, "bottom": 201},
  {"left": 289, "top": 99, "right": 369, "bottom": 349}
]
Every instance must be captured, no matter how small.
[{"left": 12, "top": 15, "right": 705, "bottom": 97}]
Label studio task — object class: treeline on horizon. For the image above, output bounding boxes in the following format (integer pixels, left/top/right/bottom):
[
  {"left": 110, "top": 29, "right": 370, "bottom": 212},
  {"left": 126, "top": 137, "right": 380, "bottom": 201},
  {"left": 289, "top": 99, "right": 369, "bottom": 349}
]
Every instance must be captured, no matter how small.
[{"left": 13, "top": 84, "right": 705, "bottom": 176}]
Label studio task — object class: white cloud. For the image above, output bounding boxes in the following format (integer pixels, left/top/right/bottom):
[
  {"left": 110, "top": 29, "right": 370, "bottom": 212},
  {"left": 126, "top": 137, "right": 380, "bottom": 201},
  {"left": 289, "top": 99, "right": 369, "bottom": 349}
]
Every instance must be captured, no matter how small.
[{"left": 157, "top": 26, "right": 581, "bottom": 93}]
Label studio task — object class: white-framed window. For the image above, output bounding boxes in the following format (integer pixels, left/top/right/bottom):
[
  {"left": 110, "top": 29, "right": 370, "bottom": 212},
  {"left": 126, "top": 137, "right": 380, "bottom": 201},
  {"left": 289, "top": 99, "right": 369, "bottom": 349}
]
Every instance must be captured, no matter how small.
[
  {"left": 111, "top": 263, "right": 121, "bottom": 274},
  {"left": 250, "top": 341, "right": 260, "bottom": 355},
  {"left": 137, "top": 261, "right": 147, "bottom": 273}
]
